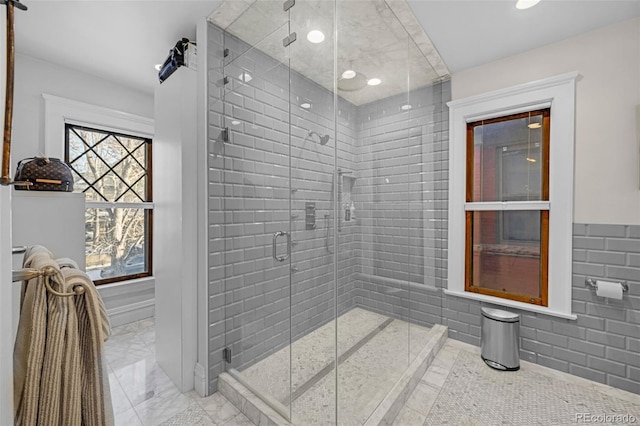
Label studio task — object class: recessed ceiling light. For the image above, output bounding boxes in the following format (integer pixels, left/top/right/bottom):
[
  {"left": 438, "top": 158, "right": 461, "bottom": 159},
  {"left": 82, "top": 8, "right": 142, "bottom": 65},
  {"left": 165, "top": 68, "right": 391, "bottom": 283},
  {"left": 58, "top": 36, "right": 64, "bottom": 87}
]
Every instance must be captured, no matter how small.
[
  {"left": 300, "top": 102, "right": 312, "bottom": 110},
  {"left": 307, "top": 30, "right": 325, "bottom": 44},
  {"left": 231, "top": 120, "right": 241, "bottom": 126},
  {"left": 342, "top": 70, "right": 356, "bottom": 79},
  {"left": 400, "top": 104, "right": 412, "bottom": 111},
  {"left": 239, "top": 72, "right": 252, "bottom": 83},
  {"left": 516, "top": 0, "right": 540, "bottom": 9},
  {"left": 367, "top": 78, "right": 381, "bottom": 86},
  {"left": 154, "top": 63, "right": 163, "bottom": 71},
  {"left": 527, "top": 122, "right": 542, "bottom": 129},
  {"left": 526, "top": 157, "right": 537, "bottom": 163}
]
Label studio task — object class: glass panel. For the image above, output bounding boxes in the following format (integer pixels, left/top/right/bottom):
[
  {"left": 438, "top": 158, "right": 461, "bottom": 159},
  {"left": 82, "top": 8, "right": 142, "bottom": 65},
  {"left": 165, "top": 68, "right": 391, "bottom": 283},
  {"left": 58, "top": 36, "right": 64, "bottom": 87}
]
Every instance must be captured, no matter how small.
[
  {"left": 217, "top": 3, "right": 294, "bottom": 421},
  {"left": 67, "top": 131, "right": 86, "bottom": 163},
  {"left": 72, "top": 126, "right": 109, "bottom": 148},
  {"left": 288, "top": 2, "right": 337, "bottom": 424},
  {"left": 68, "top": 149, "right": 110, "bottom": 189},
  {"left": 471, "top": 111, "right": 546, "bottom": 202},
  {"left": 407, "top": 36, "right": 442, "bottom": 366},
  {"left": 222, "top": 0, "right": 289, "bottom": 67},
  {"left": 84, "top": 208, "right": 149, "bottom": 281},
  {"left": 470, "top": 210, "right": 542, "bottom": 300},
  {"left": 66, "top": 125, "right": 150, "bottom": 203},
  {"left": 210, "top": 0, "right": 448, "bottom": 421}
]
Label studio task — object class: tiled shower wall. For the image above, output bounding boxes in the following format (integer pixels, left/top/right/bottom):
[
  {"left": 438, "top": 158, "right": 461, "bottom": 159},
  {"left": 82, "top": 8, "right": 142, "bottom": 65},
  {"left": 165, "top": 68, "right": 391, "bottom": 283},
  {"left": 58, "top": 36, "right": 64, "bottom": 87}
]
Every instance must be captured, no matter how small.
[
  {"left": 206, "top": 22, "right": 361, "bottom": 391},
  {"left": 206, "top": 20, "right": 449, "bottom": 393},
  {"left": 353, "top": 84, "right": 449, "bottom": 328}
]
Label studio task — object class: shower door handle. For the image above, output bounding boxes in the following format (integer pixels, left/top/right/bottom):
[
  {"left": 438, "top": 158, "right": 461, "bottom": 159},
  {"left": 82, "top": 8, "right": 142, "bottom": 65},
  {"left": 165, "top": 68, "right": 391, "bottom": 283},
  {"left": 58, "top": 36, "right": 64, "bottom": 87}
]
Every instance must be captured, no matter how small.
[{"left": 272, "top": 231, "right": 290, "bottom": 262}]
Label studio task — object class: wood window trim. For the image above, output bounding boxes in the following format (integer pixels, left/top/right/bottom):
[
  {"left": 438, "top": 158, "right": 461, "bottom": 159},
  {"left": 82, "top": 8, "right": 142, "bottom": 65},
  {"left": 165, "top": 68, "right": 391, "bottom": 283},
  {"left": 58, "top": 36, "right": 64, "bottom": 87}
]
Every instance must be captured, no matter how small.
[
  {"left": 64, "top": 123, "right": 153, "bottom": 286},
  {"left": 464, "top": 109, "right": 550, "bottom": 306}
]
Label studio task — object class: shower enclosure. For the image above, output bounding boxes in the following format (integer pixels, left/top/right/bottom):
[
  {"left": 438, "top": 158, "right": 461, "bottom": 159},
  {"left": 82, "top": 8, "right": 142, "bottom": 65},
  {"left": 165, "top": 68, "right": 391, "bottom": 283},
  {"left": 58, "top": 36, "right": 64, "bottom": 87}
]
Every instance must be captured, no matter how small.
[{"left": 205, "top": 0, "right": 450, "bottom": 423}]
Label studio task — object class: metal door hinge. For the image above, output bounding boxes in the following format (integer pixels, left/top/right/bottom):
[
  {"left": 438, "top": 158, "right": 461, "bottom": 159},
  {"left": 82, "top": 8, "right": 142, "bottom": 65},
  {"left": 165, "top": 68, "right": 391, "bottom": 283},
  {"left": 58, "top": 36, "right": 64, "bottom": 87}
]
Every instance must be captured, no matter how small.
[
  {"left": 223, "top": 347, "right": 232, "bottom": 363},
  {"left": 223, "top": 48, "right": 229, "bottom": 58},
  {"left": 221, "top": 127, "right": 229, "bottom": 142},
  {"left": 283, "top": 32, "right": 297, "bottom": 48},
  {"left": 223, "top": 76, "right": 229, "bottom": 85},
  {"left": 283, "top": 0, "right": 295, "bottom": 11}
]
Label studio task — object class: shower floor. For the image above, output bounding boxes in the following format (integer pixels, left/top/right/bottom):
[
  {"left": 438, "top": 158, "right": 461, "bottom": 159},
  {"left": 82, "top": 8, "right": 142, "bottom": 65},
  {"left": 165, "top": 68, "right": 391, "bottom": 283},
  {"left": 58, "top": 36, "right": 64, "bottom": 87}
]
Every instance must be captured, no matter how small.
[{"left": 234, "top": 307, "right": 433, "bottom": 425}]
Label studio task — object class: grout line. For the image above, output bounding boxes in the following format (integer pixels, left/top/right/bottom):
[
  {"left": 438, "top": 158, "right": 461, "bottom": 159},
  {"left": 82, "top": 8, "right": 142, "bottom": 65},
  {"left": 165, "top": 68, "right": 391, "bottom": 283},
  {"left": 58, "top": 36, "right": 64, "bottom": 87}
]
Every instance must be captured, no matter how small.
[{"left": 286, "top": 317, "right": 395, "bottom": 404}]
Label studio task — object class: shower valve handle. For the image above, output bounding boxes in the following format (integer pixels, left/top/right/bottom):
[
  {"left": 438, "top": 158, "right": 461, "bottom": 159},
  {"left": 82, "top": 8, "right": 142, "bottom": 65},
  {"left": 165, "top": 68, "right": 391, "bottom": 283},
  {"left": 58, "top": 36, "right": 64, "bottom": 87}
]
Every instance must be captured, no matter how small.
[{"left": 272, "top": 231, "right": 290, "bottom": 262}]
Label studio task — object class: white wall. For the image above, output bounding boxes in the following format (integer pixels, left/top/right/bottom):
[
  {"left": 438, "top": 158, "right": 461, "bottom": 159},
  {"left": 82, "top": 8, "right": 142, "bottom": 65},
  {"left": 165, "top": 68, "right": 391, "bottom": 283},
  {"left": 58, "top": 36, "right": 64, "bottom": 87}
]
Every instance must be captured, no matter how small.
[
  {"left": 13, "top": 53, "right": 153, "bottom": 165},
  {"left": 11, "top": 53, "right": 156, "bottom": 325},
  {"left": 153, "top": 67, "right": 198, "bottom": 392},
  {"left": 452, "top": 17, "right": 640, "bottom": 225}
]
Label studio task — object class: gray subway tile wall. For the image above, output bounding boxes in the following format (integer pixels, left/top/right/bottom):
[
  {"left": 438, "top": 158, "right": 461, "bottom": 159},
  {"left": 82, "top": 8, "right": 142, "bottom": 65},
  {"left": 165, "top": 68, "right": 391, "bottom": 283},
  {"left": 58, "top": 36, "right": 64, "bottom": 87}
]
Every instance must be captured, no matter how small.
[
  {"left": 443, "top": 224, "right": 640, "bottom": 394},
  {"left": 207, "top": 21, "right": 639, "bottom": 397}
]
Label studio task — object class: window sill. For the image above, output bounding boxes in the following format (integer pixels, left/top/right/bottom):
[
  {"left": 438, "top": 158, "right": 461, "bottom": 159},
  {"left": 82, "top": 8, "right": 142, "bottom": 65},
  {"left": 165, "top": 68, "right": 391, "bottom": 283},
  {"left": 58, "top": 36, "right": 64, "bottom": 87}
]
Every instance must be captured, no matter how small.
[
  {"left": 97, "top": 276, "right": 155, "bottom": 292},
  {"left": 443, "top": 289, "right": 577, "bottom": 320}
]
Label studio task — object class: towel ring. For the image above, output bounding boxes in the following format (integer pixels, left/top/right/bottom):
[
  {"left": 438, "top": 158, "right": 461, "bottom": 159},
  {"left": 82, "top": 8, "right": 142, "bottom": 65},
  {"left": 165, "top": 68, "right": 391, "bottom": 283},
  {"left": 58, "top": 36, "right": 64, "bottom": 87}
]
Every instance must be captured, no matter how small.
[{"left": 41, "top": 266, "right": 85, "bottom": 297}]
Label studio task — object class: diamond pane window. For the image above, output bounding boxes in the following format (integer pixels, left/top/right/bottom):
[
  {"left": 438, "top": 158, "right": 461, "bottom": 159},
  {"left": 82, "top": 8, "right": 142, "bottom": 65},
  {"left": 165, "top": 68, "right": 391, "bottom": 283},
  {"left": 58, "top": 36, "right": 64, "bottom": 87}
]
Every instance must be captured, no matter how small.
[{"left": 65, "top": 124, "right": 153, "bottom": 284}]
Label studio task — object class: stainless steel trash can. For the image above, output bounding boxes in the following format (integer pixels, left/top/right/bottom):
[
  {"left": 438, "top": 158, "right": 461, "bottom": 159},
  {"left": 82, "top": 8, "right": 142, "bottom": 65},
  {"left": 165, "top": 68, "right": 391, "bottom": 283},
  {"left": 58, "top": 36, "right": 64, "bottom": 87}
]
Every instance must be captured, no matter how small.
[{"left": 481, "top": 307, "right": 520, "bottom": 371}]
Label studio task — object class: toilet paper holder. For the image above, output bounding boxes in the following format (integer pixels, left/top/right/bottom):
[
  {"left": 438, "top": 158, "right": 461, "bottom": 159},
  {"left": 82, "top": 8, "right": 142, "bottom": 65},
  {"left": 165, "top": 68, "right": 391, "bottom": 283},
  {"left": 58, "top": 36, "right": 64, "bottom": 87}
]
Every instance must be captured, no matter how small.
[{"left": 585, "top": 278, "right": 628, "bottom": 293}]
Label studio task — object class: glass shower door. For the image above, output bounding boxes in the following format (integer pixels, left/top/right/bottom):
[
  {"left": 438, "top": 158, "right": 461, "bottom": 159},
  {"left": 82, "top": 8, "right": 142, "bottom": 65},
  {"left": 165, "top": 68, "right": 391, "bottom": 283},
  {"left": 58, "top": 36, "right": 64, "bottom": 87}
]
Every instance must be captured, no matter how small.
[
  {"left": 219, "top": 1, "right": 295, "bottom": 420},
  {"left": 287, "top": 1, "right": 338, "bottom": 424}
]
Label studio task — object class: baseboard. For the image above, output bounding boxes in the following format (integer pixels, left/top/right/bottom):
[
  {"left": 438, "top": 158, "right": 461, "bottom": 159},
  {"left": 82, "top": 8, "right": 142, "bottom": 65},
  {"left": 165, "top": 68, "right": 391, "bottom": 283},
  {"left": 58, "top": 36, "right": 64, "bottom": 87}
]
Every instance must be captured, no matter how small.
[
  {"left": 107, "top": 298, "right": 155, "bottom": 327},
  {"left": 194, "top": 362, "right": 208, "bottom": 397}
]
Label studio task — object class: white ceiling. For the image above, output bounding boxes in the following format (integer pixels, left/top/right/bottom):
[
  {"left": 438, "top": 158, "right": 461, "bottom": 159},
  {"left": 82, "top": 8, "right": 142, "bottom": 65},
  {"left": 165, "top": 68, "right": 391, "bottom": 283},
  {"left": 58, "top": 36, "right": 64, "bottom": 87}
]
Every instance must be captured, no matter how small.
[
  {"left": 14, "top": 1, "right": 221, "bottom": 94},
  {"left": 12, "top": 0, "right": 640, "bottom": 96},
  {"left": 407, "top": 0, "right": 640, "bottom": 73}
]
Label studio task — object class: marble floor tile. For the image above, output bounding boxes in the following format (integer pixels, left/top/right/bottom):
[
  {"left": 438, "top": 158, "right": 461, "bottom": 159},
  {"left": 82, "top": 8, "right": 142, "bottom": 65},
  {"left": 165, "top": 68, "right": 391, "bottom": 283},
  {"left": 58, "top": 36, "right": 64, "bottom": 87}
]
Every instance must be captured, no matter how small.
[
  {"left": 391, "top": 405, "right": 426, "bottom": 426},
  {"left": 222, "top": 412, "right": 257, "bottom": 426},
  {"left": 105, "top": 333, "right": 155, "bottom": 371},
  {"left": 112, "top": 357, "right": 178, "bottom": 407},
  {"left": 114, "top": 407, "right": 143, "bottom": 426},
  {"left": 159, "top": 402, "right": 216, "bottom": 426},
  {"left": 129, "top": 317, "right": 155, "bottom": 334},
  {"left": 133, "top": 386, "right": 194, "bottom": 426},
  {"left": 109, "top": 371, "right": 134, "bottom": 415},
  {"left": 404, "top": 381, "right": 440, "bottom": 417},
  {"left": 193, "top": 391, "right": 242, "bottom": 425}
]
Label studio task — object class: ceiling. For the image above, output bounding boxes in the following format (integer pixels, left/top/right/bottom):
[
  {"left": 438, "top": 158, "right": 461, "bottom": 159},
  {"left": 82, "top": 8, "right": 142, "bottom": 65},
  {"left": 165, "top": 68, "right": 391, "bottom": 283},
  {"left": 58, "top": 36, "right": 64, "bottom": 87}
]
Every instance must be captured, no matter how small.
[
  {"left": 14, "top": 1, "right": 222, "bottom": 95},
  {"left": 407, "top": 0, "right": 640, "bottom": 73},
  {"left": 12, "top": 0, "right": 640, "bottom": 98},
  {"left": 209, "top": 0, "right": 447, "bottom": 105}
]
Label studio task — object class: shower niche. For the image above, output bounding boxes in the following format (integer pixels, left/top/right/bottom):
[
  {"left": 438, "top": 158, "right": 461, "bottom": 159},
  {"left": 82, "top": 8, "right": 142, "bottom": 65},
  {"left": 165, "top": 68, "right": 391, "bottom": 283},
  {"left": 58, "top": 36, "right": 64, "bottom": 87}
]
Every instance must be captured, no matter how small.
[
  {"left": 341, "top": 173, "right": 355, "bottom": 222},
  {"left": 205, "top": 0, "right": 450, "bottom": 424}
]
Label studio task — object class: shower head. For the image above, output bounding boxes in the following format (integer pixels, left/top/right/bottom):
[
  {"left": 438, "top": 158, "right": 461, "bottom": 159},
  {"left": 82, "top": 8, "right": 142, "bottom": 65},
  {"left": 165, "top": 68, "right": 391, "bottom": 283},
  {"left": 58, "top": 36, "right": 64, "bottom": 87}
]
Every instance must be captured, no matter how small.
[{"left": 308, "top": 131, "right": 330, "bottom": 146}]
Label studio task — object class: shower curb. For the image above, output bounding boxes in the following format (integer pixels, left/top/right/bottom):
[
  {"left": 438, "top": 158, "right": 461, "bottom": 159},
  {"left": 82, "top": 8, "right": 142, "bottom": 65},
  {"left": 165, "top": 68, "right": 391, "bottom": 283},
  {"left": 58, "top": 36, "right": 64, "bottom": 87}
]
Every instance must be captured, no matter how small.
[
  {"left": 219, "top": 324, "right": 448, "bottom": 426},
  {"left": 219, "top": 372, "right": 293, "bottom": 426},
  {"left": 364, "top": 324, "right": 448, "bottom": 426}
]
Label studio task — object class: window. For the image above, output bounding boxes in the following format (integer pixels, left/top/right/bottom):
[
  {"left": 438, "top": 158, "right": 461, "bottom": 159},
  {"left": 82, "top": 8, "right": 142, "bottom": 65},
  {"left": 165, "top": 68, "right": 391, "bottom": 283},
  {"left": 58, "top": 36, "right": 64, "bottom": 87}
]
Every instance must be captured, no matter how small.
[
  {"left": 65, "top": 124, "right": 153, "bottom": 284},
  {"left": 446, "top": 72, "right": 578, "bottom": 319},
  {"left": 465, "top": 109, "right": 550, "bottom": 306}
]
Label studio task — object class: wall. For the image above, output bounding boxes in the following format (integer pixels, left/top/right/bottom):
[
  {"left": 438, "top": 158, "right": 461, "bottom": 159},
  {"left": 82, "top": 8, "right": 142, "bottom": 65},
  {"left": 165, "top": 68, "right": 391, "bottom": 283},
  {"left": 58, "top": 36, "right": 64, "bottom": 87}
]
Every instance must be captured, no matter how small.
[
  {"left": 11, "top": 54, "right": 155, "bottom": 326},
  {"left": 447, "top": 18, "right": 640, "bottom": 394},
  {"left": 354, "top": 83, "right": 449, "bottom": 328},
  {"left": 154, "top": 68, "right": 199, "bottom": 392},
  {"left": 452, "top": 17, "right": 640, "bottom": 226}
]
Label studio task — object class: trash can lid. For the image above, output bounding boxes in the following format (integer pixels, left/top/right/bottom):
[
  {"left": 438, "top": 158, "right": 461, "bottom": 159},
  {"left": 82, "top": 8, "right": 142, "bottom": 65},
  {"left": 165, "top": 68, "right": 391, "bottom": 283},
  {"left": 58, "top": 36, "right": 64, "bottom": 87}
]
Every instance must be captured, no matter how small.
[{"left": 481, "top": 307, "right": 520, "bottom": 322}]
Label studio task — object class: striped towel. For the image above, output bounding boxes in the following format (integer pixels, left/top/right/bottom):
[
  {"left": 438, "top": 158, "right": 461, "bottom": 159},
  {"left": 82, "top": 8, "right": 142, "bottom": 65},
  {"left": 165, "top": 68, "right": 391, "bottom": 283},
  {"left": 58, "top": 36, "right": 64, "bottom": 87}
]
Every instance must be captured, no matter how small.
[{"left": 14, "top": 246, "right": 114, "bottom": 426}]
